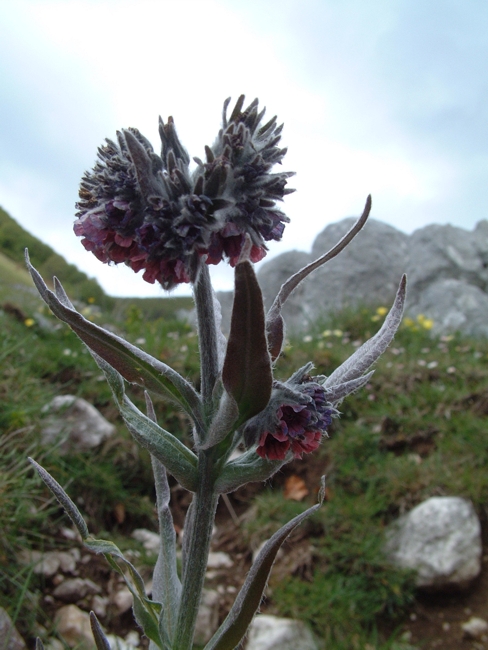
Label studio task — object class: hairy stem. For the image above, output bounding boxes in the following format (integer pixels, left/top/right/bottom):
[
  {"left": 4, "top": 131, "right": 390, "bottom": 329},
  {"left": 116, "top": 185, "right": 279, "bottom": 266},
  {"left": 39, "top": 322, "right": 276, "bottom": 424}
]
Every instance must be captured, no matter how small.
[
  {"left": 173, "top": 451, "right": 219, "bottom": 649},
  {"left": 194, "top": 265, "right": 219, "bottom": 410}
]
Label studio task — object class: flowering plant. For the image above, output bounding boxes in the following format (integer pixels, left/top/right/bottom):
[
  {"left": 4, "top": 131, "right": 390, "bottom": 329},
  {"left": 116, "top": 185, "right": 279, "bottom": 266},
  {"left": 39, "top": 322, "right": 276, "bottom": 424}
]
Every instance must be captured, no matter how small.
[{"left": 28, "top": 96, "right": 406, "bottom": 650}]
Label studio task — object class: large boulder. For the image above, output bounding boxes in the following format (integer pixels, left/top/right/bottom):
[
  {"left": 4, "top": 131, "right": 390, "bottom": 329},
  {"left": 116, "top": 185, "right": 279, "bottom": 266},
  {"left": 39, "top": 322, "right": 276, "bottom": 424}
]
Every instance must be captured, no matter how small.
[
  {"left": 406, "top": 222, "right": 488, "bottom": 305},
  {"left": 406, "top": 278, "right": 488, "bottom": 337},
  {"left": 385, "top": 496, "right": 482, "bottom": 590}
]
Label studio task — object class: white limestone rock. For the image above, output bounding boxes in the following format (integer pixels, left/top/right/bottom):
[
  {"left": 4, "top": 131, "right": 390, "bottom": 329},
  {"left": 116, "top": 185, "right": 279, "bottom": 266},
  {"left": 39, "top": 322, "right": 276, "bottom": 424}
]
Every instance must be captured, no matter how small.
[
  {"left": 385, "top": 496, "right": 482, "bottom": 590},
  {"left": 41, "top": 395, "right": 115, "bottom": 453},
  {"left": 54, "top": 605, "right": 93, "bottom": 649},
  {"left": 246, "top": 614, "right": 318, "bottom": 650}
]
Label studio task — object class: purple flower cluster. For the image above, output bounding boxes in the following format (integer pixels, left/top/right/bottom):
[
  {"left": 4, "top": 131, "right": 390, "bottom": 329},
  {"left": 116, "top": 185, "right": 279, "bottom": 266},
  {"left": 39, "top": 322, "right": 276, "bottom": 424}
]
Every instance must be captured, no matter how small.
[
  {"left": 256, "top": 383, "right": 334, "bottom": 461},
  {"left": 74, "top": 97, "right": 293, "bottom": 289}
]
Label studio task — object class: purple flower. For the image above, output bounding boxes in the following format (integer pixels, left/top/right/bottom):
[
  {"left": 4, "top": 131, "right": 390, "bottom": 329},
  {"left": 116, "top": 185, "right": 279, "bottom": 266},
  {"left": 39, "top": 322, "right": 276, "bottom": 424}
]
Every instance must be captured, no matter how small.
[
  {"left": 254, "top": 381, "right": 334, "bottom": 461},
  {"left": 74, "top": 98, "right": 294, "bottom": 289}
]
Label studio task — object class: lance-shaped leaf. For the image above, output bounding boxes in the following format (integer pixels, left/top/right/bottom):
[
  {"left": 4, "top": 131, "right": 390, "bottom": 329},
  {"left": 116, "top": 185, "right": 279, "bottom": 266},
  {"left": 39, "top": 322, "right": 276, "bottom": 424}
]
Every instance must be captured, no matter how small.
[
  {"left": 28, "top": 458, "right": 89, "bottom": 539},
  {"left": 90, "top": 613, "right": 112, "bottom": 650},
  {"left": 214, "top": 448, "right": 288, "bottom": 494},
  {"left": 204, "top": 480, "right": 325, "bottom": 650},
  {"left": 147, "top": 394, "right": 182, "bottom": 642},
  {"left": 25, "top": 251, "right": 203, "bottom": 432},
  {"left": 96, "top": 355, "right": 198, "bottom": 492},
  {"left": 85, "top": 537, "right": 164, "bottom": 648},
  {"left": 221, "top": 259, "right": 272, "bottom": 428},
  {"left": 324, "top": 275, "right": 407, "bottom": 389},
  {"left": 35, "top": 640, "right": 45, "bottom": 650},
  {"left": 323, "top": 371, "right": 375, "bottom": 406},
  {"left": 266, "top": 196, "right": 371, "bottom": 360}
]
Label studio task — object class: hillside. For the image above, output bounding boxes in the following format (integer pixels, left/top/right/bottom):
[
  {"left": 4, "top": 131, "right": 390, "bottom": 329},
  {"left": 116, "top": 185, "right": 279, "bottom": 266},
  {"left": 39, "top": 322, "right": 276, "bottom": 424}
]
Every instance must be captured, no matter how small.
[{"left": 0, "top": 206, "right": 193, "bottom": 319}]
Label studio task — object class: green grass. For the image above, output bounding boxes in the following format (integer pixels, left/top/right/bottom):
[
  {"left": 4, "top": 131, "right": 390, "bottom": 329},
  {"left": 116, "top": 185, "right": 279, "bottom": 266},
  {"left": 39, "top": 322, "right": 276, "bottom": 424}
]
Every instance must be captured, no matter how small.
[{"left": 2, "top": 282, "right": 488, "bottom": 648}]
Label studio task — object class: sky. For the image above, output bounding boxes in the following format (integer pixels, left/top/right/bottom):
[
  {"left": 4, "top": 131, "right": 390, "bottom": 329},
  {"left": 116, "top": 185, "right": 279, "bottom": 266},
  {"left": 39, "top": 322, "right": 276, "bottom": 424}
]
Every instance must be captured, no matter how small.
[{"left": 1, "top": 0, "right": 487, "bottom": 297}]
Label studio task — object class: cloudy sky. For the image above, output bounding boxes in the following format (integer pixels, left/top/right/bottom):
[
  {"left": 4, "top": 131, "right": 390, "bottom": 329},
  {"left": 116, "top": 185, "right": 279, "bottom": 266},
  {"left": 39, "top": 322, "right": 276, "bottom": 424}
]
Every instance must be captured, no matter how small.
[{"left": 1, "top": 0, "right": 486, "bottom": 297}]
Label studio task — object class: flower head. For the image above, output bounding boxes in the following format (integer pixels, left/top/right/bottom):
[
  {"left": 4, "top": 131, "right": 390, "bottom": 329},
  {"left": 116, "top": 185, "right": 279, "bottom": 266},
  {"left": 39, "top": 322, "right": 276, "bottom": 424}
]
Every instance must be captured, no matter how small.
[
  {"left": 256, "top": 382, "right": 334, "bottom": 460},
  {"left": 241, "top": 363, "right": 336, "bottom": 461},
  {"left": 74, "top": 97, "right": 293, "bottom": 289}
]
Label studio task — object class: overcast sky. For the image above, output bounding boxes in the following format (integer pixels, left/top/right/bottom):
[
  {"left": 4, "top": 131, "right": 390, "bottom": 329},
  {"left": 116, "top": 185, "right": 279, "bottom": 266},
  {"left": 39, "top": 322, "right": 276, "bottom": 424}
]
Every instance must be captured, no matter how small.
[{"left": 1, "top": 0, "right": 487, "bottom": 297}]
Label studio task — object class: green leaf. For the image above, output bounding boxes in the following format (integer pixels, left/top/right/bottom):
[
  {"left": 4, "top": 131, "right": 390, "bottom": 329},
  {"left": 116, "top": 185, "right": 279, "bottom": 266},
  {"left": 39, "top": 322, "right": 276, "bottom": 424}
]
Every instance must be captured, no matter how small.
[
  {"left": 97, "top": 356, "right": 198, "bottom": 492},
  {"left": 204, "top": 483, "right": 325, "bottom": 650},
  {"left": 28, "top": 458, "right": 89, "bottom": 539},
  {"left": 85, "top": 537, "right": 164, "bottom": 648},
  {"left": 214, "top": 448, "right": 287, "bottom": 494},
  {"left": 222, "top": 260, "right": 272, "bottom": 425},
  {"left": 89, "top": 612, "right": 111, "bottom": 650},
  {"left": 25, "top": 252, "right": 204, "bottom": 432}
]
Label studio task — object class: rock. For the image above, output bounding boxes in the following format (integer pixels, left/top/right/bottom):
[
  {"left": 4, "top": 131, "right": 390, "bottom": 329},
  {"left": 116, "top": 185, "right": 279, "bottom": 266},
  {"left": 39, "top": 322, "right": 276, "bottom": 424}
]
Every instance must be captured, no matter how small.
[
  {"left": 131, "top": 528, "right": 160, "bottom": 553},
  {"left": 406, "top": 279, "right": 488, "bottom": 337},
  {"left": 112, "top": 587, "right": 133, "bottom": 614},
  {"left": 106, "top": 634, "right": 139, "bottom": 650},
  {"left": 246, "top": 614, "right": 318, "bottom": 650},
  {"left": 207, "top": 552, "right": 233, "bottom": 569},
  {"left": 0, "top": 606, "right": 27, "bottom": 650},
  {"left": 193, "top": 589, "right": 220, "bottom": 646},
  {"left": 41, "top": 395, "right": 115, "bottom": 453},
  {"left": 406, "top": 222, "right": 488, "bottom": 306},
  {"left": 18, "top": 550, "right": 78, "bottom": 577},
  {"left": 91, "top": 594, "right": 109, "bottom": 618},
  {"left": 462, "top": 616, "right": 488, "bottom": 639},
  {"left": 52, "top": 577, "right": 101, "bottom": 603},
  {"left": 54, "top": 605, "right": 93, "bottom": 649},
  {"left": 385, "top": 496, "right": 481, "bottom": 590}
]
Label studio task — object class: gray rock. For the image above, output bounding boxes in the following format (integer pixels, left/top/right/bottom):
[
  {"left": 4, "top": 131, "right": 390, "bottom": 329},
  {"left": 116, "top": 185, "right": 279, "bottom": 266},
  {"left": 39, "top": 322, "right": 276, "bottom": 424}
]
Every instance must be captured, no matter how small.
[
  {"left": 193, "top": 589, "right": 219, "bottom": 646},
  {"left": 0, "top": 606, "right": 27, "bottom": 650},
  {"left": 406, "top": 278, "right": 488, "bottom": 337},
  {"left": 54, "top": 605, "right": 93, "bottom": 649},
  {"left": 112, "top": 587, "right": 133, "bottom": 614},
  {"left": 385, "top": 496, "right": 482, "bottom": 590},
  {"left": 41, "top": 395, "right": 116, "bottom": 453},
  {"left": 461, "top": 616, "right": 488, "bottom": 639},
  {"left": 246, "top": 614, "right": 318, "bottom": 650},
  {"left": 406, "top": 222, "right": 488, "bottom": 306},
  {"left": 18, "top": 549, "right": 78, "bottom": 577},
  {"left": 52, "top": 577, "right": 101, "bottom": 603},
  {"left": 132, "top": 528, "right": 160, "bottom": 553}
]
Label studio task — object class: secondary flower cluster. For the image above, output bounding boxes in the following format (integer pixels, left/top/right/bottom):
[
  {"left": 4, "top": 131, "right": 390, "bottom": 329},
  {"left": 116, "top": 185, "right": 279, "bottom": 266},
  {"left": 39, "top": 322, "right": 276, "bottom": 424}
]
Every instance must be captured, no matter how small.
[
  {"left": 238, "top": 362, "right": 336, "bottom": 462},
  {"left": 74, "top": 97, "right": 294, "bottom": 289}
]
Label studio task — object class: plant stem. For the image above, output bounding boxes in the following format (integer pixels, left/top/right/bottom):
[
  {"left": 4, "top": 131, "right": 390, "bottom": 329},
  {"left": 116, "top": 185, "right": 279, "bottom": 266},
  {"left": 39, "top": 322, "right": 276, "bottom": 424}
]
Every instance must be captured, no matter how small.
[
  {"left": 194, "top": 265, "right": 219, "bottom": 407},
  {"left": 173, "top": 450, "right": 219, "bottom": 649}
]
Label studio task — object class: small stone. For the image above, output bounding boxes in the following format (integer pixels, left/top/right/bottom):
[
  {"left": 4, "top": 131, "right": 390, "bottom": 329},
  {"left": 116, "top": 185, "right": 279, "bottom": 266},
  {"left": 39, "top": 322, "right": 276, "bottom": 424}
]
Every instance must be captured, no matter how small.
[
  {"left": 41, "top": 395, "right": 116, "bottom": 453},
  {"left": 54, "top": 605, "right": 93, "bottom": 649},
  {"left": 193, "top": 589, "right": 219, "bottom": 646},
  {"left": 53, "top": 577, "right": 101, "bottom": 603},
  {"left": 246, "top": 614, "right": 318, "bottom": 650},
  {"left": 462, "top": 617, "right": 488, "bottom": 639},
  {"left": 0, "top": 606, "right": 27, "bottom": 650},
  {"left": 91, "top": 595, "right": 109, "bottom": 618},
  {"left": 131, "top": 529, "right": 160, "bottom": 553},
  {"left": 207, "top": 552, "right": 233, "bottom": 569},
  {"left": 112, "top": 587, "right": 133, "bottom": 614}
]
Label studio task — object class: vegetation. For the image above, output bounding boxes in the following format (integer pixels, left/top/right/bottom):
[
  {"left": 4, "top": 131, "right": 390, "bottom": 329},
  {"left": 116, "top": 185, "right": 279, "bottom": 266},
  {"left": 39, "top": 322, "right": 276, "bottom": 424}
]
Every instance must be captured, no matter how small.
[{"left": 2, "top": 265, "right": 488, "bottom": 648}]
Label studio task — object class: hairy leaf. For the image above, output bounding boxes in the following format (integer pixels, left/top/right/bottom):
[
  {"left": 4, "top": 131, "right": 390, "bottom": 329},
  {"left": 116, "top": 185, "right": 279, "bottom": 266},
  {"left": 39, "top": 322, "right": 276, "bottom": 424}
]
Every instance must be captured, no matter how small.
[
  {"left": 325, "top": 275, "right": 406, "bottom": 388},
  {"left": 205, "top": 480, "right": 325, "bottom": 650},
  {"left": 28, "top": 459, "right": 89, "bottom": 539},
  {"left": 25, "top": 251, "right": 203, "bottom": 431},
  {"left": 222, "top": 259, "right": 272, "bottom": 425},
  {"left": 266, "top": 196, "right": 371, "bottom": 359},
  {"left": 96, "top": 356, "right": 198, "bottom": 492}
]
